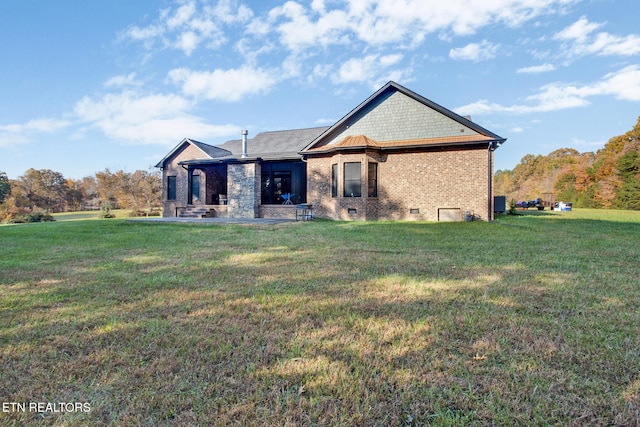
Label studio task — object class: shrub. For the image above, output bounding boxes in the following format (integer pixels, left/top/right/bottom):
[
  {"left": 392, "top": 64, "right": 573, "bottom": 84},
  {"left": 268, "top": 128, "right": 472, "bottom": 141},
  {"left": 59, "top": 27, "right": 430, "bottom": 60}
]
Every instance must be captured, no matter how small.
[
  {"left": 508, "top": 200, "right": 519, "bottom": 215},
  {"left": 99, "top": 202, "right": 116, "bottom": 218},
  {"left": 0, "top": 198, "right": 28, "bottom": 223},
  {"left": 0, "top": 202, "right": 55, "bottom": 223},
  {"left": 3, "top": 210, "right": 55, "bottom": 223},
  {"left": 129, "top": 209, "right": 161, "bottom": 217},
  {"left": 24, "top": 210, "right": 55, "bottom": 222}
]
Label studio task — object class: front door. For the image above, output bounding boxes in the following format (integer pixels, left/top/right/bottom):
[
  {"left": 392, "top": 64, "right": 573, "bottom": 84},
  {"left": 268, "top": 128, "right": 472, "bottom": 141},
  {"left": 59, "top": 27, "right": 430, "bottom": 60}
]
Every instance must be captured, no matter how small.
[{"left": 189, "top": 173, "right": 200, "bottom": 204}]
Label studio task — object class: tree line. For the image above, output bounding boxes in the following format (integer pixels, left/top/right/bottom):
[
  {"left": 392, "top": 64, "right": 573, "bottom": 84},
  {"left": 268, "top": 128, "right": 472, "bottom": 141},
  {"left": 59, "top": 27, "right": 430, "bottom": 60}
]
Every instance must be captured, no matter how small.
[
  {"left": 0, "top": 168, "right": 161, "bottom": 223},
  {"left": 495, "top": 116, "right": 640, "bottom": 210}
]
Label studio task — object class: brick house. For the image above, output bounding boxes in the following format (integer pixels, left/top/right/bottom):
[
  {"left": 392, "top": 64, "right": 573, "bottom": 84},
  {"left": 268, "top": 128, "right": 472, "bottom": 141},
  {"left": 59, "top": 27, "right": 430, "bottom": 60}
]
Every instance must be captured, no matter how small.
[{"left": 155, "top": 81, "right": 506, "bottom": 221}]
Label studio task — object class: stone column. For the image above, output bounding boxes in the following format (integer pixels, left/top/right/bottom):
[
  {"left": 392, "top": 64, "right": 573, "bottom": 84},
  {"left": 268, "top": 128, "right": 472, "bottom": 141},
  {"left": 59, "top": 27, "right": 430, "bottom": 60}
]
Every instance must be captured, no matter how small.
[{"left": 228, "top": 162, "right": 261, "bottom": 218}]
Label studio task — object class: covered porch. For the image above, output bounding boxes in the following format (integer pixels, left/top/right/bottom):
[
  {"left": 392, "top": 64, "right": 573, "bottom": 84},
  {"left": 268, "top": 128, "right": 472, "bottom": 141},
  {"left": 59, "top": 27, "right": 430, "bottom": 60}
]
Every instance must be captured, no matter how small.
[{"left": 177, "top": 158, "right": 309, "bottom": 219}]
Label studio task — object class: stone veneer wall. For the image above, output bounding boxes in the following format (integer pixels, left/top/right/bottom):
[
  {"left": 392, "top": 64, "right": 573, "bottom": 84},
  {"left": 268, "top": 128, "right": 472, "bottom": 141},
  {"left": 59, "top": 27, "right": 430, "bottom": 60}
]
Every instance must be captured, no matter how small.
[{"left": 227, "top": 162, "right": 261, "bottom": 218}]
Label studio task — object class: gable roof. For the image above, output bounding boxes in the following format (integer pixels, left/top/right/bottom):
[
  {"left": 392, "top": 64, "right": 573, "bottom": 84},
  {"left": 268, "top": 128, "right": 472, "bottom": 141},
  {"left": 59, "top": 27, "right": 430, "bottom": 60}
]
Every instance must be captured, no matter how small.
[
  {"left": 158, "top": 82, "right": 506, "bottom": 168},
  {"left": 302, "top": 81, "right": 506, "bottom": 153},
  {"left": 154, "top": 138, "right": 232, "bottom": 168}
]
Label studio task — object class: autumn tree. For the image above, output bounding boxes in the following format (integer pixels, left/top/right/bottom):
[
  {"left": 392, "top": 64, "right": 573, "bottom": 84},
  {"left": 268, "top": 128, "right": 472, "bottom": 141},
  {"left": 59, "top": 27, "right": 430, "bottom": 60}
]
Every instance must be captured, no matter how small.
[
  {"left": 0, "top": 172, "right": 10, "bottom": 204},
  {"left": 118, "top": 169, "right": 162, "bottom": 215},
  {"left": 95, "top": 168, "right": 161, "bottom": 215},
  {"left": 95, "top": 168, "right": 121, "bottom": 207},
  {"left": 614, "top": 150, "right": 640, "bottom": 209},
  {"left": 498, "top": 116, "right": 640, "bottom": 210},
  {"left": 493, "top": 169, "right": 513, "bottom": 198},
  {"left": 14, "top": 168, "right": 71, "bottom": 212},
  {"left": 78, "top": 176, "right": 100, "bottom": 209}
]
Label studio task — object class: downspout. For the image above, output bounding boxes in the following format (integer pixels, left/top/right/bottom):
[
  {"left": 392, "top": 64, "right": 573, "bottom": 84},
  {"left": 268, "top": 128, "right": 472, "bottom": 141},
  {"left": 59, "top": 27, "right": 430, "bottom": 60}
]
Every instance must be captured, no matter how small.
[{"left": 487, "top": 142, "right": 494, "bottom": 221}]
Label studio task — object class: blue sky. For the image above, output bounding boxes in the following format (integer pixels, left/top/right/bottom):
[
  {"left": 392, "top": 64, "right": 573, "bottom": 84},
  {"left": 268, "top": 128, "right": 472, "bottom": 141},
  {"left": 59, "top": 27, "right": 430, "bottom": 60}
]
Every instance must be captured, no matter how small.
[{"left": 1, "top": 0, "right": 639, "bottom": 180}]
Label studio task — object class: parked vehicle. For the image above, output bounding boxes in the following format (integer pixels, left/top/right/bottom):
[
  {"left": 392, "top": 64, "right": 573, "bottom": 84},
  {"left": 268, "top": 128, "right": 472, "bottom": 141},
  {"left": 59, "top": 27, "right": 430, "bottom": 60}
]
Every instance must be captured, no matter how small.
[
  {"left": 527, "top": 198, "right": 545, "bottom": 210},
  {"left": 553, "top": 201, "right": 573, "bottom": 211},
  {"left": 515, "top": 198, "right": 546, "bottom": 210}
]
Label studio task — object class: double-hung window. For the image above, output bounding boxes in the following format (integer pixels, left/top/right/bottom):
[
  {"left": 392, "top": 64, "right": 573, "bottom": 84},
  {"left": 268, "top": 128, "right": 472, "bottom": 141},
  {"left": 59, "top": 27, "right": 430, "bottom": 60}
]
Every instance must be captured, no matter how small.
[
  {"left": 167, "top": 176, "right": 177, "bottom": 200},
  {"left": 368, "top": 162, "right": 378, "bottom": 197},
  {"left": 343, "top": 162, "right": 361, "bottom": 197},
  {"left": 331, "top": 164, "right": 338, "bottom": 197}
]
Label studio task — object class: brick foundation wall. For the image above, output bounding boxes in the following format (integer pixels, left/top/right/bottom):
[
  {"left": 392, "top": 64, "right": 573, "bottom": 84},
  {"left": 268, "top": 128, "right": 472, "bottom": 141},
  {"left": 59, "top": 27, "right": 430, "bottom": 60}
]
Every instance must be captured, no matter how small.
[{"left": 259, "top": 205, "right": 297, "bottom": 219}]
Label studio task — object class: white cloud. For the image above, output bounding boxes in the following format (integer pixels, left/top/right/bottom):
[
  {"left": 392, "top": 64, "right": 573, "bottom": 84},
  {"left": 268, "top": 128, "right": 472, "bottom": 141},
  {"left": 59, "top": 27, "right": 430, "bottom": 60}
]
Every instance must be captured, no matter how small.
[
  {"left": 268, "top": 1, "right": 351, "bottom": 51},
  {"left": 379, "top": 54, "right": 403, "bottom": 67},
  {"left": 588, "top": 32, "right": 640, "bottom": 56},
  {"left": 0, "top": 118, "right": 72, "bottom": 147},
  {"left": 166, "top": 1, "right": 196, "bottom": 28},
  {"left": 122, "top": 0, "right": 230, "bottom": 56},
  {"left": 554, "top": 16, "right": 601, "bottom": 43},
  {"left": 125, "top": 24, "right": 165, "bottom": 42},
  {"left": 517, "top": 63, "right": 556, "bottom": 74},
  {"left": 104, "top": 72, "right": 140, "bottom": 88},
  {"left": 554, "top": 16, "right": 640, "bottom": 57},
  {"left": 210, "top": 0, "right": 253, "bottom": 24},
  {"left": 259, "top": 0, "right": 578, "bottom": 54},
  {"left": 120, "top": 0, "right": 584, "bottom": 89},
  {"left": 73, "top": 91, "right": 239, "bottom": 145},
  {"left": 176, "top": 31, "right": 199, "bottom": 56},
  {"left": 525, "top": 82, "right": 592, "bottom": 110},
  {"left": 0, "top": 118, "right": 70, "bottom": 134},
  {"left": 168, "top": 66, "right": 278, "bottom": 101},
  {"left": 449, "top": 40, "right": 499, "bottom": 61},
  {"left": 589, "top": 65, "right": 640, "bottom": 101},
  {"left": 332, "top": 54, "right": 410, "bottom": 88},
  {"left": 346, "top": 0, "right": 577, "bottom": 45},
  {"left": 311, "top": 0, "right": 326, "bottom": 14},
  {"left": 456, "top": 65, "right": 640, "bottom": 116},
  {"left": 335, "top": 56, "right": 376, "bottom": 84}
]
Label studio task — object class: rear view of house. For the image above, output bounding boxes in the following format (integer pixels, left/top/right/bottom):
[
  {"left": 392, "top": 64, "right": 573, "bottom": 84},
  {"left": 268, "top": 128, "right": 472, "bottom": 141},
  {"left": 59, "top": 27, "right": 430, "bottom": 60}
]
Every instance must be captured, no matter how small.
[{"left": 155, "top": 81, "right": 506, "bottom": 221}]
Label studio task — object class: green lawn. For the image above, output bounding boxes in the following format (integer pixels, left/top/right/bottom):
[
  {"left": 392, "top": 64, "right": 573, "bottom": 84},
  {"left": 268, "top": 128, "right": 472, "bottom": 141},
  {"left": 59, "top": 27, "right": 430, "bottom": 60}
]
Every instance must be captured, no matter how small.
[{"left": 1, "top": 210, "right": 639, "bottom": 426}]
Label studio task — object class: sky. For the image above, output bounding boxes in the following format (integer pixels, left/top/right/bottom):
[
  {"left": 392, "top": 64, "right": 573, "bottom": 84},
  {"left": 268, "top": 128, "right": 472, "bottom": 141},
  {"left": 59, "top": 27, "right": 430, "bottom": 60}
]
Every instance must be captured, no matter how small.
[{"left": 1, "top": 0, "right": 639, "bottom": 180}]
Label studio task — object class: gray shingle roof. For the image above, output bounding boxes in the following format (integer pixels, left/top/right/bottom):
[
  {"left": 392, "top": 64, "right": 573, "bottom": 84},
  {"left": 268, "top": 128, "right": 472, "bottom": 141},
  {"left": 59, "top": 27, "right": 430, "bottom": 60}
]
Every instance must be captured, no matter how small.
[
  {"left": 155, "top": 138, "right": 232, "bottom": 168},
  {"left": 217, "top": 126, "right": 330, "bottom": 158},
  {"left": 190, "top": 139, "right": 232, "bottom": 158},
  {"left": 160, "top": 128, "right": 332, "bottom": 167}
]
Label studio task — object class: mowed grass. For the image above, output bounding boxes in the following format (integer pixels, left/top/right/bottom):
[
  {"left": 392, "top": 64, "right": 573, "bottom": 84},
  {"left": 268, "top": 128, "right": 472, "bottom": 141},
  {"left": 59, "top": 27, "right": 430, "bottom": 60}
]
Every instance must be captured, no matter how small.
[{"left": 1, "top": 210, "right": 639, "bottom": 426}]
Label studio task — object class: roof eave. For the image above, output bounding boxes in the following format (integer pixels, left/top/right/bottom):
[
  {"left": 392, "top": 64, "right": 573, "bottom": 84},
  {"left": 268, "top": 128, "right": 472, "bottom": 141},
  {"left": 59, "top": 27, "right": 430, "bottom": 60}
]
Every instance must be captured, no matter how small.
[
  {"left": 303, "top": 138, "right": 502, "bottom": 156},
  {"left": 179, "top": 152, "right": 303, "bottom": 166}
]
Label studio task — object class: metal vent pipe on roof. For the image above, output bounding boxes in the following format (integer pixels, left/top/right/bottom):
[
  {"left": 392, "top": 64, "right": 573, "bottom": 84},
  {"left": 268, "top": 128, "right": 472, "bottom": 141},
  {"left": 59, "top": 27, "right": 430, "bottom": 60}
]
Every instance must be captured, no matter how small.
[{"left": 241, "top": 130, "right": 248, "bottom": 158}]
